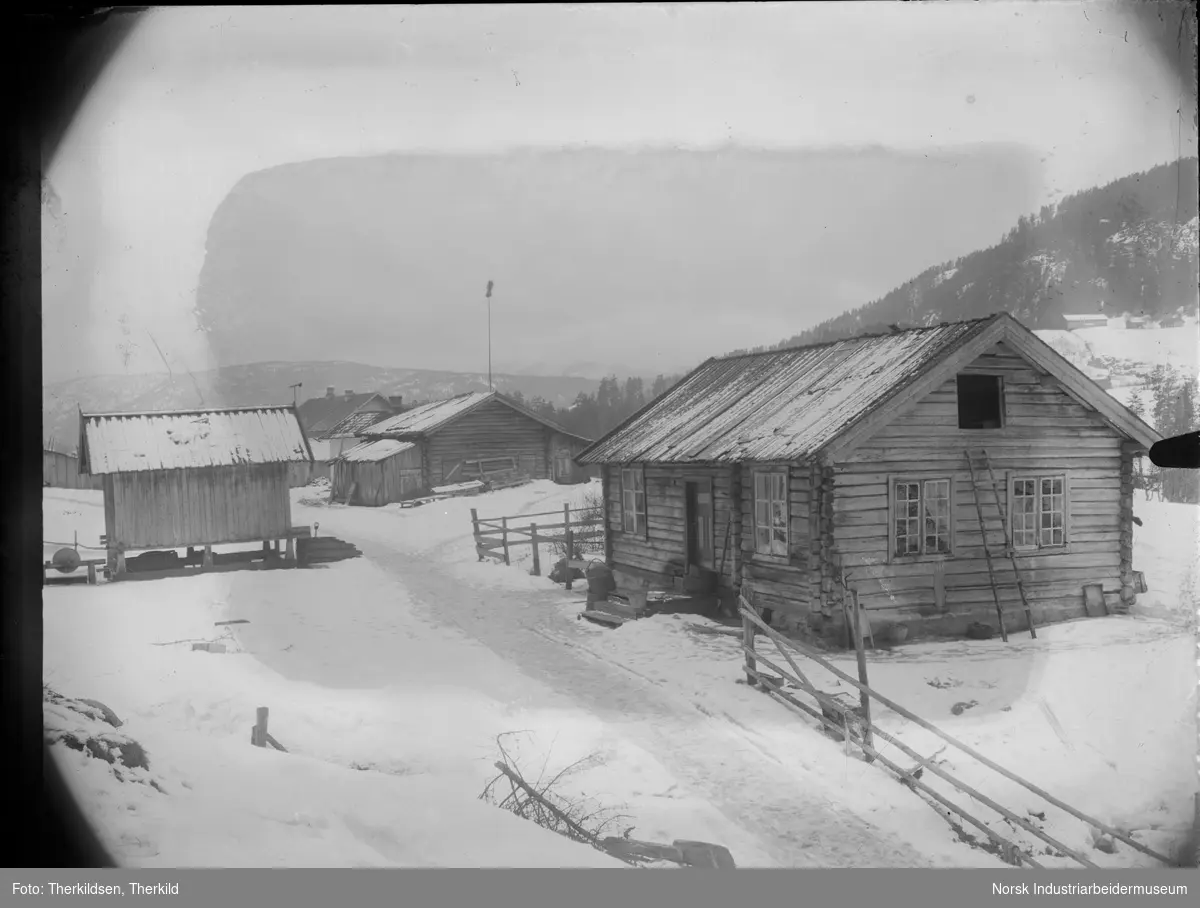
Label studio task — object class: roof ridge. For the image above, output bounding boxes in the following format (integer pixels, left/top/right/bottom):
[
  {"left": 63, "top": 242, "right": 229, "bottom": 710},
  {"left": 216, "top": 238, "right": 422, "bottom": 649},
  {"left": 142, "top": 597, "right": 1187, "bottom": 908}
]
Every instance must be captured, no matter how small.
[
  {"left": 710, "top": 314, "right": 1005, "bottom": 364},
  {"left": 82, "top": 405, "right": 299, "bottom": 418}
]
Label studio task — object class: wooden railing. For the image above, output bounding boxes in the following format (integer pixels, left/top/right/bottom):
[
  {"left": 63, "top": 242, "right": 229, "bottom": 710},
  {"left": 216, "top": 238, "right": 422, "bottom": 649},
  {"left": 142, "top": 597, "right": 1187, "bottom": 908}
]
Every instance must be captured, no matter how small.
[
  {"left": 739, "top": 590, "right": 1176, "bottom": 869},
  {"left": 471, "top": 504, "right": 604, "bottom": 585}
]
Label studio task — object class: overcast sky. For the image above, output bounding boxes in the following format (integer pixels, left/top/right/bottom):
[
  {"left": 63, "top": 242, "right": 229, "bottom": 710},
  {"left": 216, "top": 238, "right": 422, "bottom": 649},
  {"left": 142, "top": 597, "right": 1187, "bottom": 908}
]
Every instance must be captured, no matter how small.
[{"left": 43, "top": 2, "right": 1195, "bottom": 382}]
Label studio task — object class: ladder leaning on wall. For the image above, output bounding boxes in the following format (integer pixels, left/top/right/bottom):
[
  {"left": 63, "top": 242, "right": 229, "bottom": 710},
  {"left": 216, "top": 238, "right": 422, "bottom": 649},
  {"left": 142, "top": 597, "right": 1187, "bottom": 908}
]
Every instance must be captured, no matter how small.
[{"left": 964, "top": 448, "right": 1037, "bottom": 642}]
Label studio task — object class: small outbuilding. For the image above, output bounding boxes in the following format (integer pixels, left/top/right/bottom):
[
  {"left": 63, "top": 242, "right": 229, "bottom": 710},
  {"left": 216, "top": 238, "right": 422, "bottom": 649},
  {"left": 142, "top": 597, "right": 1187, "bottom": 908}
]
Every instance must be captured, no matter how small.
[
  {"left": 78, "top": 406, "right": 313, "bottom": 574},
  {"left": 329, "top": 439, "right": 424, "bottom": 506}
]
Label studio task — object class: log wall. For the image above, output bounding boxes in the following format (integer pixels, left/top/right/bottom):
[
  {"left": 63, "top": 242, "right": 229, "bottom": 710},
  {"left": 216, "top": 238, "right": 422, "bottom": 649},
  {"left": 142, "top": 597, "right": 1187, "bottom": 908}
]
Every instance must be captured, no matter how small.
[
  {"left": 425, "top": 399, "right": 567, "bottom": 482},
  {"left": 604, "top": 463, "right": 739, "bottom": 588},
  {"left": 828, "top": 342, "right": 1130, "bottom": 639}
]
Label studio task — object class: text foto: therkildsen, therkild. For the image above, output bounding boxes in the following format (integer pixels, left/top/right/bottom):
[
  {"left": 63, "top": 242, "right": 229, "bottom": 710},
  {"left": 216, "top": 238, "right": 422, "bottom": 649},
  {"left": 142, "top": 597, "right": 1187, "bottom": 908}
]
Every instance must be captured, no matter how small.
[{"left": 12, "top": 882, "right": 181, "bottom": 896}]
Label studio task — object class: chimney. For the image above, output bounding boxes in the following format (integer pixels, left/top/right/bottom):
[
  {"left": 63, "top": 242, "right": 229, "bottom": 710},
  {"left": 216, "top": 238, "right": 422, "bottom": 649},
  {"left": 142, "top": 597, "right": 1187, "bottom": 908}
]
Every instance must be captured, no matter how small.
[
  {"left": 344, "top": 390, "right": 355, "bottom": 399},
  {"left": 326, "top": 386, "right": 335, "bottom": 398},
  {"left": 388, "top": 395, "right": 404, "bottom": 411}
]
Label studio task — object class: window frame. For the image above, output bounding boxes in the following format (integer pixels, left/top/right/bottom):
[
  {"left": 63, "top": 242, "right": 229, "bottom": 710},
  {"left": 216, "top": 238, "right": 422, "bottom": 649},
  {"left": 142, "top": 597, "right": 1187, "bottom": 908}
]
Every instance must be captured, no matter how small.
[
  {"left": 956, "top": 373, "right": 1007, "bottom": 431},
  {"left": 1007, "top": 473, "right": 1070, "bottom": 553},
  {"left": 752, "top": 468, "right": 790, "bottom": 559},
  {"left": 887, "top": 475, "right": 956, "bottom": 564},
  {"left": 619, "top": 465, "right": 647, "bottom": 538}
]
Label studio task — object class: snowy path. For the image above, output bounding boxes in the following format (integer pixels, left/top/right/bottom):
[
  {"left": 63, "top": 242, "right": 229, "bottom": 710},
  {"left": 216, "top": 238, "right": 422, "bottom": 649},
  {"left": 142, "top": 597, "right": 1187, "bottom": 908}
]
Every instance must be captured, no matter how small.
[{"left": 242, "top": 499, "right": 939, "bottom": 868}]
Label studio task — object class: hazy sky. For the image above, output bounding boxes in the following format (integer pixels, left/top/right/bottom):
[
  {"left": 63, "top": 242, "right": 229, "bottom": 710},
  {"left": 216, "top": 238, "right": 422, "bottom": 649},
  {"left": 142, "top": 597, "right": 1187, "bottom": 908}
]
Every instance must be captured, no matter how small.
[{"left": 43, "top": 2, "right": 1196, "bottom": 382}]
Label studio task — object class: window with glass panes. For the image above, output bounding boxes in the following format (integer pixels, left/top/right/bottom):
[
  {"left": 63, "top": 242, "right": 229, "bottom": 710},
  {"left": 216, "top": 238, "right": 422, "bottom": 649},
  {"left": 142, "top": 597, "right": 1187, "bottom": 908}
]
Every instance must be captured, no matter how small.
[
  {"left": 753, "top": 471, "right": 788, "bottom": 556},
  {"left": 1011, "top": 476, "right": 1066, "bottom": 549},
  {"left": 892, "top": 478, "right": 953, "bottom": 558},
  {"left": 620, "top": 467, "right": 646, "bottom": 535}
]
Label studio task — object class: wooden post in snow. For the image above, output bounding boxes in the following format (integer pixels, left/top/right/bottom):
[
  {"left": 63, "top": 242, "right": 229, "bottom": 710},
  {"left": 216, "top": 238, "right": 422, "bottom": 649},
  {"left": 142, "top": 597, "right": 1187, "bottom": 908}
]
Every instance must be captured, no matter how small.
[
  {"left": 741, "top": 591, "right": 757, "bottom": 686},
  {"left": 470, "top": 508, "right": 482, "bottom": 561},
  {"left": 203, "top": 545, "right": 213, "bottom": 569},
  {"left": 564, "top": 528, "right": 575, "bottom": 590},
  {"left": 251, "top": 707, "right": 269, "bottom": 747},
  {"left": 849, "top": 585, "right": 875, "bottom": 762},
  {"left": 530, "top": 523, "right": 541, "bottom": 576},
  {"left": 501, "top": 516, "right": 511, "bottom": 566},
  {"left": 562, "top": 503, "right": 574, "bottom": 590}
]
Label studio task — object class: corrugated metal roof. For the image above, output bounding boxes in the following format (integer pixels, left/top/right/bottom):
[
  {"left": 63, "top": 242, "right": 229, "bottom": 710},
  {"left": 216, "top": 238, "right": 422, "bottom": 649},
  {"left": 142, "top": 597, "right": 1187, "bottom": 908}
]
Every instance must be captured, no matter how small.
[
  {"left": 335, "top": 439, "right": 418, "bottom": 463},
  {"left": 79, "top": 407, "right": 313, "bottom": 474},
  {"left": 321, "top": 409, "right": 392, "bottom": 439},
  {"left": 363, "top": 391, "right": 494, "bottom": 437},
  {"left": 578, "top": 318, "right": 997, "bottom": 465}
]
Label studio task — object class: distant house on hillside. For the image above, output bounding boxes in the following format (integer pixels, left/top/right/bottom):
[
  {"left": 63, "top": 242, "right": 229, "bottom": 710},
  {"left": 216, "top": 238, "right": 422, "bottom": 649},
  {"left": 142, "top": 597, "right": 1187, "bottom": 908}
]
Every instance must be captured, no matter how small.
[
  {"left": 1125, "top": 316, "right": 1149, "bottom": 329},
  {"left": 333, "top": 390, "right": 592, "bottom": 505},
  {"left": 1060, "top": 313, "right": 1108, "bottom": 331},
  {"left": 1158, "top": 315, "right": 1185, "bottom": 328},
  {"left": 78, "top": 406, "right": 313, "bottom": 576},
  {"left": 295, "top": 388, "right": 399, "bottom": 459},
  {"left": 576, "top": 313, "right": 1159, "bottom": 647}
]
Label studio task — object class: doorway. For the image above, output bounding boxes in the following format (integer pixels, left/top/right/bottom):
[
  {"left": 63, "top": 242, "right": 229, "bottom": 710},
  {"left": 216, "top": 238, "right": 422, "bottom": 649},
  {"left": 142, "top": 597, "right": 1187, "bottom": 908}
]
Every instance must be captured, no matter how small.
[{"left": 685, "top": 480, "right": 715, "bottom": 570}]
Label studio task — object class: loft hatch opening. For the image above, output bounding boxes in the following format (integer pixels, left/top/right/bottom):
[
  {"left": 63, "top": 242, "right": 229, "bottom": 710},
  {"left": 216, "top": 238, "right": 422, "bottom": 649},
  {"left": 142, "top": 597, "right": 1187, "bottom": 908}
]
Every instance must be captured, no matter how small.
[{"left": 957, "top": 374, "right": 1004, "bottom": 429}]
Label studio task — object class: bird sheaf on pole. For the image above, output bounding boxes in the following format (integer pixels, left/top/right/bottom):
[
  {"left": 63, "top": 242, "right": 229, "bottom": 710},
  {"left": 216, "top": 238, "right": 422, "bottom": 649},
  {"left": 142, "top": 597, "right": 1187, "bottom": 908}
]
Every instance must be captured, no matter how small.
[{"left": 486, "top": 280, "right": 494, "bottom": 299}]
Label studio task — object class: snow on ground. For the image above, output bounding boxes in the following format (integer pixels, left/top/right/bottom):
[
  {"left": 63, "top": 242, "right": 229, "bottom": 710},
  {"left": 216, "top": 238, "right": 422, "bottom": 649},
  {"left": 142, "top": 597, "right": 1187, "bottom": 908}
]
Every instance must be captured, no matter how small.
[{"left": 43, "top": 483, "right": 1198, "bottom": 867}]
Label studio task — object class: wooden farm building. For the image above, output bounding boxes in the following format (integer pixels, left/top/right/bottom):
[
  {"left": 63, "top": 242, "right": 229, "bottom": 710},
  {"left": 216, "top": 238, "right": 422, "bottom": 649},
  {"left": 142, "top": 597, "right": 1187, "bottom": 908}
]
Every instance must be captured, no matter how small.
[
  {"left": 328, "top": 439, "right": 425, "bottom": 506},
  {"left": 78, "top": 406, "right": 314, "bottom": 574},
  {"left": 320, "top": 409, "right": 395, "bottom": 459},
  {"left": 576, "top": 313, "right": 1160, "bottom": 646},
  {"left": 296, "top": 388, "right": 399, "bottom": 459},
  {"left": 335, "top": 390, "right": 592, "bottom": 504}
]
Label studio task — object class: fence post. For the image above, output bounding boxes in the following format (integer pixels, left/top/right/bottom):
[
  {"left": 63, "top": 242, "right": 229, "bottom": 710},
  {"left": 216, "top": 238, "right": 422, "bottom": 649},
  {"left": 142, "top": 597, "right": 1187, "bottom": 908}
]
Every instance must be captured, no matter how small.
[
  {"left": 563, "top": 503, "right": 572, "bottom": 558},
  {"left": 531, "top": 523, "right": 541, "bottom": 576},
  {"left": 564, "top": 529, "right": 574, "bottom": 590},
  {"left": 501, "top": 516, "right": 510, "bottom": 566},
  {"left": 742, "top": 597, "right": 757, "bottom": 686},
  {"left": 471, "top": 508, "right": 482, "bottom": 562},
  {"left": 850, "top": 586, "right": 874, "bottom": 761},
  {"left": 251, "top": 707, "right": 269, "bottom": 747}
]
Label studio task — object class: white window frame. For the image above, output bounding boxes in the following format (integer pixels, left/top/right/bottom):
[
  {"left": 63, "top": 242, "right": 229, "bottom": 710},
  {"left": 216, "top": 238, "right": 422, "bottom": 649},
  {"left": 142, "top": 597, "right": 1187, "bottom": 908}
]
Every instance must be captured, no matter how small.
[
  {"left": 889, "top": 476, "right": 955, "bottom": 562},
  {"left": 1008, "top": 474, "right": 1069, "bottom": 552},
  {"left": 620, "top": 466, "right": 647, "bottom": 537},
  {"left": 752, "top": 469, "right": 789, "bottom": 558}
]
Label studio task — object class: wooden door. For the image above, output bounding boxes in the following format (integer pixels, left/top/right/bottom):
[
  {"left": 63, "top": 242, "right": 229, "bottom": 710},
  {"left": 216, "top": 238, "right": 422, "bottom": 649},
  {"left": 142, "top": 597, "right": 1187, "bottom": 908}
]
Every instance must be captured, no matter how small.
[{"left": 685, "top": 481, "right": 715, "bottom": 569}]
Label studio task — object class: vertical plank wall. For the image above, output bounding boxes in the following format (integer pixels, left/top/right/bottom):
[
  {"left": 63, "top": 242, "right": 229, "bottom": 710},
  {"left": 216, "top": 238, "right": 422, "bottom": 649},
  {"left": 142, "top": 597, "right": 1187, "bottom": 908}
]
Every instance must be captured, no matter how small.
[{"left": 110, "top": 463, "right": 293, "bottom": 549}]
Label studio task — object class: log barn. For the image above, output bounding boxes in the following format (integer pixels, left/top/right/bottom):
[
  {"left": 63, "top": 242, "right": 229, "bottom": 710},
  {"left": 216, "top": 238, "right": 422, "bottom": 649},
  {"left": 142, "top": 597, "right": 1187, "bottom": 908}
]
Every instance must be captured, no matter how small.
[
  {"left": 78, "top": 406, "right": 314, "bottom": 574},
  {"left": 576, "top": 313, "right": 1160, "bottom": 646},
  {"left": 354, "top": 390, "right": 592, "bottom": 503}
]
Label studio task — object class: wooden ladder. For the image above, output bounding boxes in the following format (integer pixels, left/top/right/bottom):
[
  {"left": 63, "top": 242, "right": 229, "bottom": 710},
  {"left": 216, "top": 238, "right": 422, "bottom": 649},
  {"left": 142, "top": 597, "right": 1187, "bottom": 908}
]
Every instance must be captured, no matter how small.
[{"left": 965, "top": 449, "right": 1037, "bottom": 642}]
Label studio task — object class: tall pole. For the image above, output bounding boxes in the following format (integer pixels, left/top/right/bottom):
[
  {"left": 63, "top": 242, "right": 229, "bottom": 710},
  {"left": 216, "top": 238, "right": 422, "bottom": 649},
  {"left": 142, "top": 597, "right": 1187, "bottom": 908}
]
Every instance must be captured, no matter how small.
[{"left": 486, "top": 280, "right": 494, "bottom": 390}]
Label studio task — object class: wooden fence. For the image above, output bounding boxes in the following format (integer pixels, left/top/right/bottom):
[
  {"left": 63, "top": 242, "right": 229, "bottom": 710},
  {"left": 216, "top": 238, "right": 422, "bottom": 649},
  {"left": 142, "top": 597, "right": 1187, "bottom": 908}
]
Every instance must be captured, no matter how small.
[
  {"left": 739, "top": 580, "right": 1176, "bottom": 869},
  {"left": 471, "top": 504, "right": 604, "bottom": 584},
  {"left": 42, "top": 450, "right": 103, "bottom": 491}
]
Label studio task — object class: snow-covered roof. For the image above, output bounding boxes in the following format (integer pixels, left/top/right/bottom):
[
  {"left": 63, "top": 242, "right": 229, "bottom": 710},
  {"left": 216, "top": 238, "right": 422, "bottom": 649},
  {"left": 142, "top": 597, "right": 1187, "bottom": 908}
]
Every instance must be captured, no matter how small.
[
  {"left": 363, "top": 390, "right": 591, "bottom": 443},
  {"left": 578, "top": 313, "right": 1160, "bottom": 465},
  {"left": 78, "top": 406, "right": 313, "bottom": 475},
  {"left": 334, "top": 439, "right": 418, "bottom": 463}
]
